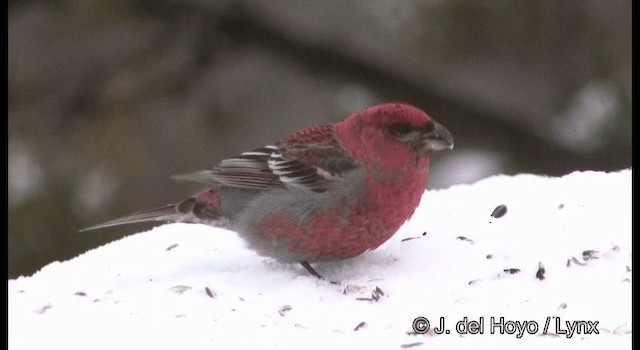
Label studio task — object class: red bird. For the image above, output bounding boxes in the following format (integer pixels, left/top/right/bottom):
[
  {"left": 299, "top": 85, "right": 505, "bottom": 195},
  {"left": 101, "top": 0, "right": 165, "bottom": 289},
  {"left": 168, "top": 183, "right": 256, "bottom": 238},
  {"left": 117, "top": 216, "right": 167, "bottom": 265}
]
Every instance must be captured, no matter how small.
[{"left": 84, "top": 103, "right": 453, "bottom": 279}]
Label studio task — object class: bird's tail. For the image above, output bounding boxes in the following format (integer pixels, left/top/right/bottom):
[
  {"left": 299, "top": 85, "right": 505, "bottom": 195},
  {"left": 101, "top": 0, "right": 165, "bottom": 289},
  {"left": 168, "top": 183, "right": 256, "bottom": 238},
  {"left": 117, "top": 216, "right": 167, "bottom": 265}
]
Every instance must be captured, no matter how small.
[
  {"left": 81, "top": 189, "right": 222, "bottom": 231},
  {"left": 80, "top": 205, "right": 187, "bottom": 231}
]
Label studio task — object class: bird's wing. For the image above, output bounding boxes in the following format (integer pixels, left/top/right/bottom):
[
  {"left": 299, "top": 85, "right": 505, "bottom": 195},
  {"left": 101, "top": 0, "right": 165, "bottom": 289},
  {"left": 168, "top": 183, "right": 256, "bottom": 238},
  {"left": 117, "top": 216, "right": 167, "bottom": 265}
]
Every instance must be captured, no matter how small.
[{"left": 172, "top": 125, "right": 358, "bottom": 193}]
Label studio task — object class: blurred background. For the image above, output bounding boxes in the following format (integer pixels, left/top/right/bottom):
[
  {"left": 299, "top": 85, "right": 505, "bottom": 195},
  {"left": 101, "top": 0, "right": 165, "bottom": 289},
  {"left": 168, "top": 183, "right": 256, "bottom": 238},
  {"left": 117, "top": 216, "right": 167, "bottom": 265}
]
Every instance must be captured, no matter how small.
[{"left": 9, "top": 0, "right": 631, "bottom": 278}]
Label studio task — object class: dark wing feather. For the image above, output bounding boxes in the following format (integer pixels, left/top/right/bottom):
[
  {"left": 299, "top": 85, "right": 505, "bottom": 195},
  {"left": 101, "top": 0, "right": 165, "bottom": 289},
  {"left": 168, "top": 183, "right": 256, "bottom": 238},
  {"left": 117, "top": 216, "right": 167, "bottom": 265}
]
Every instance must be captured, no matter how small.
[
  {"left": 171, "top": 146, "right": 283, "bottom": 189},
  {"left": 173, "top": 125, "right": 358, "bottom": 193}
]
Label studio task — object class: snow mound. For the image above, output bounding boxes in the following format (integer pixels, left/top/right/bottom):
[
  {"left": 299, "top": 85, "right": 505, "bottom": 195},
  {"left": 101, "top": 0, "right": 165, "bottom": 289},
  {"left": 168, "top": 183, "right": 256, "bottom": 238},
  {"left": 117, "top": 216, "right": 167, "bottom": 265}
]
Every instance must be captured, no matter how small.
[{"left": 9, "top": 170, "right": 631, "bottom": 349}]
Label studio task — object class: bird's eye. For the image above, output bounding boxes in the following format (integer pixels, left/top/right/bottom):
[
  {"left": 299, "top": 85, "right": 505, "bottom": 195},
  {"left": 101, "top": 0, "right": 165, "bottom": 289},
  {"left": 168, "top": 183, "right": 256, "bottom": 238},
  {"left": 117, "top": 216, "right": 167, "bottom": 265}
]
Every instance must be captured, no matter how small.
[
  {"left": 390, "top": 123, "right": 413, "bottom": 136},
  {"left": 424, "top": 121, "right": 435, "bottom": 133}
]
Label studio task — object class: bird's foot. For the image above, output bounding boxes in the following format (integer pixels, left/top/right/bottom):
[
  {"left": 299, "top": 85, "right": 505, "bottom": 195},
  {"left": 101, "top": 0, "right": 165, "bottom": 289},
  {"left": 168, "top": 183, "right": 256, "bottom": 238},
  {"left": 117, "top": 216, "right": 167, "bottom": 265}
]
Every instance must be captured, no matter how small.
[{"left": 299, "top": 261, "right": 339, "bottom": 284}]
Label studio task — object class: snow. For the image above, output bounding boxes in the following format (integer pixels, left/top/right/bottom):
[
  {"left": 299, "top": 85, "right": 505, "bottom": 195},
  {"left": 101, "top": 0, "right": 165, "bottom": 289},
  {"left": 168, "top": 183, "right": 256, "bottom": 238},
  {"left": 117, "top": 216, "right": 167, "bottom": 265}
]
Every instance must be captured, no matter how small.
[{"left": 9, "top": 170, "right": 631, "bottom": 349}]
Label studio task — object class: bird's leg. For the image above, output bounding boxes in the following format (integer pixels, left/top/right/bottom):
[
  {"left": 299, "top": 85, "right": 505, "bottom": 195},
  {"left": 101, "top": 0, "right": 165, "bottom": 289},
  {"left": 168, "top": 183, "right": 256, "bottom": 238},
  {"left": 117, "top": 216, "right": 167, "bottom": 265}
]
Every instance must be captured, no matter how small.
[
  {"left": 300, "top": 261, "right": 339, "bottom": 284},
  {"left": 300, "top": 261, "right": 325, "bottom": 280}
]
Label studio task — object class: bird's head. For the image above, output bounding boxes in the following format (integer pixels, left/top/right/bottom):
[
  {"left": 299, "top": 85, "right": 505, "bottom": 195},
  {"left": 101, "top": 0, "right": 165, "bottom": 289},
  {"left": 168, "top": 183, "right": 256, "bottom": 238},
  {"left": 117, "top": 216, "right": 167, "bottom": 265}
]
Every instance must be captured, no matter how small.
[{"left": 334, "top": 103, "right": 453, "bottom": 173}]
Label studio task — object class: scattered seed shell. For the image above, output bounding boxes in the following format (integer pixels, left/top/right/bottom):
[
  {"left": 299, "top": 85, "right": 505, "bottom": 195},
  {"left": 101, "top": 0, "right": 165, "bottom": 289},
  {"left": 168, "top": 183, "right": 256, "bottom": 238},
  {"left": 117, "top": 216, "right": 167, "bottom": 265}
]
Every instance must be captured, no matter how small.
[
  {"left": 504, "top": 268, "right": 521, "bottom": 274},
  {"left": 278, "top": 305, "right": 292, "bottom": 317},
  {"left": 169, "top": 285, "right": 192, "bottom": 294},
  {"left": 582, "top": 250, "right": 600, "bottom": 260},
  {"left": 34, "top": 304, "right": 52, "bottom": 314},
  {"left": 205, "top": 287, "right": 216, "bottom": 298},
  {"left": 456, "top": 236, "right": 475, "bottom": 244},
  {"left": 568, "top": 257, "right": 587, "bottom": 266},
  {"left": 165, "top": 243, "right": 179, "bottom": 251},
  {"left": 343, "top": 284, "right": 367, "bottom": 294},
  {"left": 353, "top": 321, "right": 367, "bottom": 331},
  {"left": 536, "top": 262, "right": 546, "bottom": 280},
  {"left": 401, "top": 342, "right": 424, "bottom": 348},
  {"left": 358, "top": 287, "right": 385, "bottom": 303},
  {"left": 370, "top": 286, "right": 385, "bottom": 301},
  {"left": 491, "top": 204, "right": 508, "bottom": 218},
  {"left": 613, "top": 323, "right": 631, "bottom": 335},
  {"left": 603, "top": 245, "right": 620, "bottom": 257},
  {"left": 537, "top": 333, "right": 560, "bottom": 338}
]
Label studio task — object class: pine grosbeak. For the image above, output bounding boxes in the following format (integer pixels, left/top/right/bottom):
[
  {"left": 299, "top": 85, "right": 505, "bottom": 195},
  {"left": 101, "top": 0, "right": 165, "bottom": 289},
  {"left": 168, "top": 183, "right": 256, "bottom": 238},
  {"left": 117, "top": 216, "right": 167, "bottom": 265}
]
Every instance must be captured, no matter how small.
[{"left": 85, "top": 103, "right": 453, "bottom": 279}]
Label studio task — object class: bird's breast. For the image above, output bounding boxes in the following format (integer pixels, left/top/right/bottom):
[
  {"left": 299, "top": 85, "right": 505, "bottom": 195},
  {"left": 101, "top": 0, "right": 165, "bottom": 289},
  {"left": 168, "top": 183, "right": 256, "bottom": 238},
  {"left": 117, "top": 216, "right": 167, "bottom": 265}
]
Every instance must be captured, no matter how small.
[{"left": 238, "top": 168, "right": 428, "bottom": 262}]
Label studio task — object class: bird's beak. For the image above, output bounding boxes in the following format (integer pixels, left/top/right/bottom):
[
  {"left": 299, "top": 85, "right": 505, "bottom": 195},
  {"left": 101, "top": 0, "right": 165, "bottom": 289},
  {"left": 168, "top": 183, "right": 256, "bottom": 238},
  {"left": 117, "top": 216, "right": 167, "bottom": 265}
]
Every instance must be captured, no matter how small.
[{"left": 420, "top": 121, "right": 454, "bottom": 153}]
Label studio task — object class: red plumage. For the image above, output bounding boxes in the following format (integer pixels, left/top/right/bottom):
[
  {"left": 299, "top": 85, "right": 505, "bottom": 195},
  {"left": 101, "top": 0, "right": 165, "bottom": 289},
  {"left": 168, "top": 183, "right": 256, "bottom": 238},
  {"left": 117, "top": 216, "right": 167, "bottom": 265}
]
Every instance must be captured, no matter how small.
[{"left": 84, "top": 103, "right": 453, "bottom": 280}]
